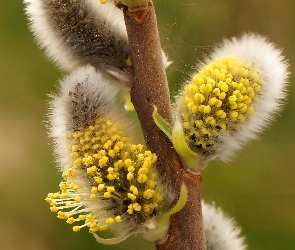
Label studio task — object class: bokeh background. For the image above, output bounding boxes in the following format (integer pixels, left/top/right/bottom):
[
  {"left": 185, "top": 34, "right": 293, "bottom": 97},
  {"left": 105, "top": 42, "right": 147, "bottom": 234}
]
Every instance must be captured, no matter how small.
[{"left": 1, "top": 0, "right": 295, "bottom": 249}]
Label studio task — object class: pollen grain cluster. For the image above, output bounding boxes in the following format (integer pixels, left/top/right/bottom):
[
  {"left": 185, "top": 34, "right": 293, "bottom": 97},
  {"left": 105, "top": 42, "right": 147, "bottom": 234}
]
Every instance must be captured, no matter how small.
[
  {"left": 178, "top": 56, "right": 263, "bottom": 155},
  {"left": 46, "top": 116, "right": 163, "bottom": 234}
]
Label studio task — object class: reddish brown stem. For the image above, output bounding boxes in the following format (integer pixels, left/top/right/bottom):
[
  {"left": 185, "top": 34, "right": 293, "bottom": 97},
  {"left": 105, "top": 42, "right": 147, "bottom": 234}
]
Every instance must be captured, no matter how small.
[
  {"left": 157, "top": 173, "right": 206, "bottom": 250},
  {"left": 120, "top": 1, "right": 181, "bottom": 192},
  {"left": 121, "top": 1, "right": 207, "bottom": 249}
]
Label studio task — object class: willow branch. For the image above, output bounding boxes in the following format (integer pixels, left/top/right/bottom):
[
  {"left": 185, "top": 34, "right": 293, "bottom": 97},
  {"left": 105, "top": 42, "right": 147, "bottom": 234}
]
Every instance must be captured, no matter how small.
[{"left": 120, "top": 2, "right": 207, "bottom": 249}]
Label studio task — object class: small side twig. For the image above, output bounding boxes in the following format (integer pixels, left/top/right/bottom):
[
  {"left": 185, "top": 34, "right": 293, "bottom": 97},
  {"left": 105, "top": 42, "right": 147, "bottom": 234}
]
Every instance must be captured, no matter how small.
[{"left": 120, "top": 1, "right": 207, "bottom": 249}]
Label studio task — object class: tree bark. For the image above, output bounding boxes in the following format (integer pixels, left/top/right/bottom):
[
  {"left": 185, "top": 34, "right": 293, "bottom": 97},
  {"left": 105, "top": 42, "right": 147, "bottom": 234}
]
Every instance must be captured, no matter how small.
[{"left": 121, "top": 2, "right": 207, "bottom": 249}]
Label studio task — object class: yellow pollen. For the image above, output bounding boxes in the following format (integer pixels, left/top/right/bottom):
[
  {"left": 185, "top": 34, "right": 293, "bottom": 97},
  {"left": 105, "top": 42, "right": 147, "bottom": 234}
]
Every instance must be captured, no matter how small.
[
  {"left": 194, "top": 93, "right": 205, "bottom": 103},
  {"left": 229, "top": 111, "right": 239, "bottom": 120},
  {"left": 83, "top": 156, "right": 94, "bottom": 166},
  {"left": 142, "top": 159, "right": 152, "bottom": 169},
  {"left": 97, "top": 184, "right": 105, "bottom": 191},
  {"left": 74, "top": 196, "right": 81, "bottom": 202},
  {"left": 126, "top": 56, "right": 132, "bottom": 67},
  {"left": 127, "top": 204, "right": 133, "bottom": 214},
  {"left": 125, "top": 159, "right": 132, "bottom": 166},
  {"left": 147, "top": 180, "right": 156, "bottom": 189},
  {"left": 137, "top": 174, "right": 147, "bottom": 183},
  {"left": 154, "top": 193, "right": 163, "bottom": 203},
  {"left": 87, "top": 166, "right": 97, "bottom": 174},
  {"left": 138, "top": 167, "right": 149, "bottom": 175},
  {"left": 50, "top": 201, "right": 57, "bottom": 207},
  {"left": 107, "top": 186, "right": 115, "bottom": 193},
  {"left": 73, "top": 226, "right": 81, "bottom": 232},
  {"left": 66, "top": 217, "right": 75, "bottom": 224},
  {"left": 73, "top": 158, "right": 83, "bottom": 167},
  {"left": 128, "top": 193, "right": 137, "bottom": 200},
  {"left": 143, "top": 189, "right": 155, "bottom": 199},
  {"left": 133, "top": 203, "right": 142, "bottom": 212},
  {"left": 54, "top": 193, "right": 62, "bottom": 199},
  {"left": 199, "top": 105, "right": 211, "bottom": 114},
  {"left": 94, "top": 176, "right": 103, "bottom": 183},
  {"left": 215, "top": 110, "right": 227, "bottom": 119},
  {"left": 205, "top": 117, "right": 216, "bottom": 126},
  {"left": 219, "top": 92, "right": 227, "bottom": 99},
  {"left": 91, "top": 187, "right": 98, "bottom": 194},
  {"left": 199, "top": 84, "right": 213, "bottom": 93},
  {"left": 99, "top": 156, "right": 109, "bottom": 167},
  {"left": 130, "top": 185, "right": 138, "bottom": 195},
  {"left": 128, "top": 166, "right": 135, "bottom": 173},
  {"left": 106, "top": 218, "right": 115, "bottom": 225},
  {"left": 104, "top": 192, "right": 111, "bottom": 199},
  {"left": 178, "top": 56, "right": 263, "bottom": 154},
  {"left": 57, "top": 211, "right": 67, "bottom": 219},
  {"left": 47, "top": 115, "right": 164, "bottom": 235},
  {"left": 50, "top": 206, "right": 58, "bottom": 212},
  {"left": 79, "top": 215, "right": 86, "bottom": 220},
  {"left": 218, "top": 82, "right": 229, "bottom": 92},
  {"left": 115, "top": 216, "right": 122, "bottom": 222}
]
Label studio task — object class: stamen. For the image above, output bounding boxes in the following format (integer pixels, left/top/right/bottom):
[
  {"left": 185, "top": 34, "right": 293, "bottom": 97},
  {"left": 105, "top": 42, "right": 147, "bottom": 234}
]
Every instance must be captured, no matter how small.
[
  {"left": 46, "top": 116, "right": 165, "bottom": 236},
  {"left": 178, "top": 56, "right": 263, "bottom": 154}
]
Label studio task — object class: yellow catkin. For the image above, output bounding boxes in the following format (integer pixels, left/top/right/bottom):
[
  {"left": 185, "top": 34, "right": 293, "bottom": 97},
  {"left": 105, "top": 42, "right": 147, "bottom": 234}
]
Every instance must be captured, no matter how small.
[
  {"left": 46, "top": 116, "right": 164, "bottom": 234},
  {"left": 178, "top": 56, "right": 263, "bottom": 154}
]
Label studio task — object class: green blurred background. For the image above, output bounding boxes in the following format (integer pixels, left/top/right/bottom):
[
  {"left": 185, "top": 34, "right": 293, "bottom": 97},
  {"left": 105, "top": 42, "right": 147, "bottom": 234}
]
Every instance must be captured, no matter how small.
[{"left": 1, "top": 0, "right": 294, "bottom": 249}]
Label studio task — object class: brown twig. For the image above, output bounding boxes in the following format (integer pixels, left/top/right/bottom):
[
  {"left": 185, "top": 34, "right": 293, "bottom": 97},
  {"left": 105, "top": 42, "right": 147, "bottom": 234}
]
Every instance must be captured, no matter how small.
[
  {"left": 157, "top": 173, "right": 206, "bottom": 250},
  {"left": 120, "top": 1, "right": 207, "bottom": 249}
]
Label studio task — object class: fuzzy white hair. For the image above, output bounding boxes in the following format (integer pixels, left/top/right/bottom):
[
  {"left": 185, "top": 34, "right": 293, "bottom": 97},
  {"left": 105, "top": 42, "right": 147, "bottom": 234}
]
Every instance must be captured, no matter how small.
[
  {"left": 24, "top": 0, "right": 171, "bottom": 88},
  {"left": 174, "top": 34, "right": 289, "bottom": 168},
  {"left": 202, "top": 202, "right": 247, "bottom": 250},
  {"left": 47, "top": 65, "right": 176, "bottom": 240},
  {"left": 209, "top": 34, "right": 289, "bottom": 162},
  {"left": 48, "top": 65, "right": 124, "bottom": 172},
  {"left": 24, "top": 0, "right": 132, "bottom": 82}
]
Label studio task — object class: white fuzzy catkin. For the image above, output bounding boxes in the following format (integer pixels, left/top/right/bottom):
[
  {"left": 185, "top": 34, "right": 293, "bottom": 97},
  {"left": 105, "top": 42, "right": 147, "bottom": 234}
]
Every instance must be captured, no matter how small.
[
  {"left": 202, "top": 202, "right": 247, "bottom": 250},
  {"left": 24, "top": 0, "right": 171, "bottom": 89},
  {"left": 118, "top": 0, "right": 149, "bottom": 9},
  {"left": 24, "top": 0, "right": 132, "bottom": 83},
  {"left": 211, "top": 34, "right": 289, "bottom": 161},
  {"left": 47, "top": 65, "right": 175, "bottom": 242},
  {"left": 174, "top": 34, "right": 289, "bottom": 168},
  {"left": 48, "top": 65, "right": 121, "bottom": 172}
]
